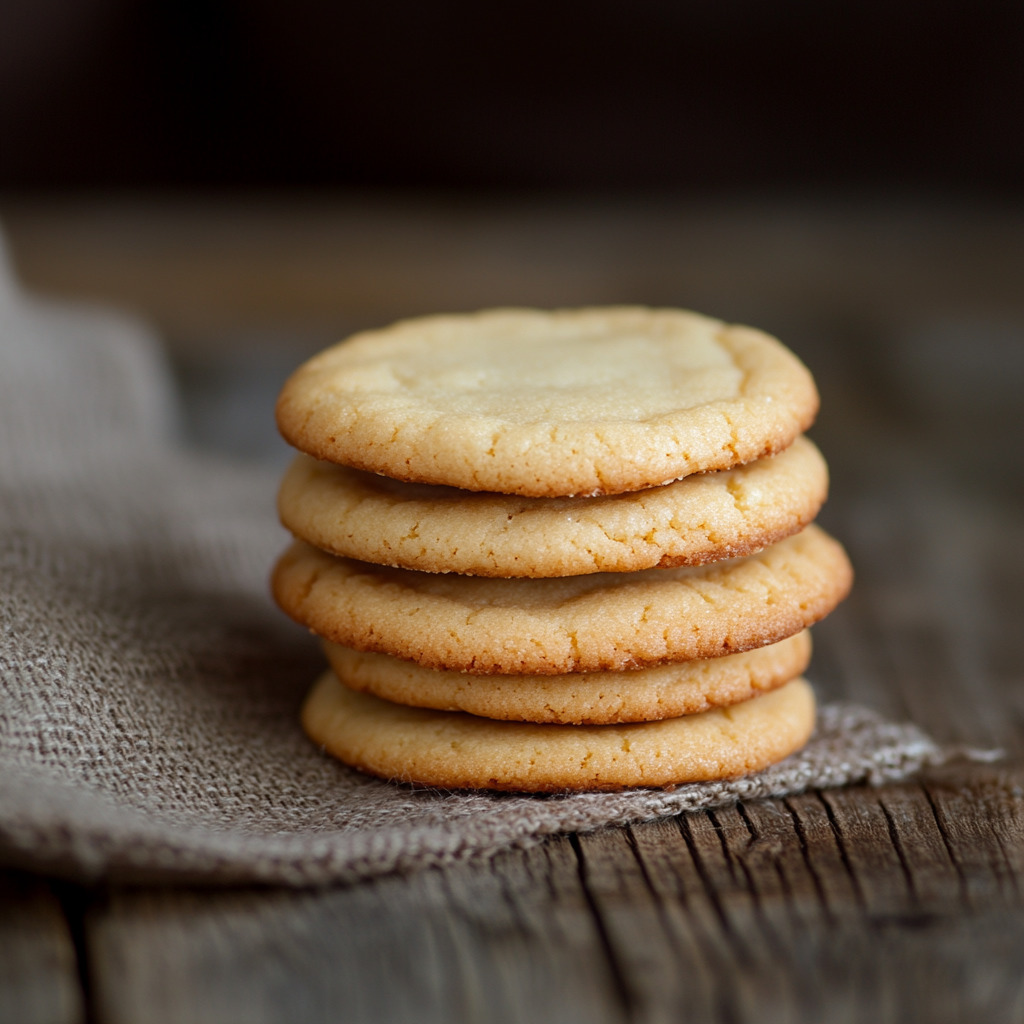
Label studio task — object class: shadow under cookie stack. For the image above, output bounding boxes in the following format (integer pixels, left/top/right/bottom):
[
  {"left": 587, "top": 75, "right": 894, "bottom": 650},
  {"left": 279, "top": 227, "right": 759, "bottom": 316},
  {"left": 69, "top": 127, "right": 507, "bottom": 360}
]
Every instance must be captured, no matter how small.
[{"left": 272, "top": 308, "right": 853, "bottom": 791}]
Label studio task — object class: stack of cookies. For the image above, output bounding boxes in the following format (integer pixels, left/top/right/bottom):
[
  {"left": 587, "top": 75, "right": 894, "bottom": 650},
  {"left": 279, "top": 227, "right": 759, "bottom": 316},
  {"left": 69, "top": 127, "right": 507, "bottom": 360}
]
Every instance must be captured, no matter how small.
[{"left": 271, "top": 308, "right": 852, "bottom": 792}]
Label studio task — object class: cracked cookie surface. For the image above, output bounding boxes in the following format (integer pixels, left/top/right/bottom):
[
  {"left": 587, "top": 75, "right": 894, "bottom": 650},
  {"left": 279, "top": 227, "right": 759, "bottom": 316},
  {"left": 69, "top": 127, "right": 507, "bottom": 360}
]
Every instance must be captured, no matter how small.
[
  {"left": 279, "top": 436, "right": 828, "bottom": 577},
  {"left": 276, "top": 307, "right": 819, "bottom": 497},
  {"left": 272, "top": 525, "right": 852, "bottom": 674},
  {"left": 301, "top": 674, "right": 816, "bottom": 791}
]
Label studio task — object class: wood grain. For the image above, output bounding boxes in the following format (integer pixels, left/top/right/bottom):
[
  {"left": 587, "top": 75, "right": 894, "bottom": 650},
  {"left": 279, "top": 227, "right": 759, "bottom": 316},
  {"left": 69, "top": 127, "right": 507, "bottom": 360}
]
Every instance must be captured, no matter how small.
[
  {"left": 78, "top": 764, "right": 1024, "bottom": 1024},
  {"left": 87, "top": 841, "right": 622, "bottom": 1024}
]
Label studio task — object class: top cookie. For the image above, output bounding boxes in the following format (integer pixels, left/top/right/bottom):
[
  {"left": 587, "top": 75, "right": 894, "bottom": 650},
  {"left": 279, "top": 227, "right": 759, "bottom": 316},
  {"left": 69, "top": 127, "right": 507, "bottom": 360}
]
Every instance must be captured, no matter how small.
[{"left": 276, "top": 307, "right": 819, "bottom": 497}]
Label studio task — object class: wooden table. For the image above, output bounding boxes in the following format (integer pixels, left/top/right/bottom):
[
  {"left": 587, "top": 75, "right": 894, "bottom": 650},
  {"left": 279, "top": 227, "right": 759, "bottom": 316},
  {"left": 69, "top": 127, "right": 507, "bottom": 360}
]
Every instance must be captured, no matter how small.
[{"left": 2, "top": 195, "right": 1022, "bottom": 1024}]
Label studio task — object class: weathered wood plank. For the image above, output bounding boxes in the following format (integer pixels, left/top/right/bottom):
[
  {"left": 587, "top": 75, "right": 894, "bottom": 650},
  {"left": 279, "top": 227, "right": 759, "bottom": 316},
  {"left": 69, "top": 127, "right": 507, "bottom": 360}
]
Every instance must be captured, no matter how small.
[
  {"left": 87, "top": 838, "right": 623, "bottom": 1024},
  {"left": 575, "top": 785, "right": 1024, "bottom": 1024},
  {"left": 0, "top": 872, "right": 84, "bottom": 1024}
]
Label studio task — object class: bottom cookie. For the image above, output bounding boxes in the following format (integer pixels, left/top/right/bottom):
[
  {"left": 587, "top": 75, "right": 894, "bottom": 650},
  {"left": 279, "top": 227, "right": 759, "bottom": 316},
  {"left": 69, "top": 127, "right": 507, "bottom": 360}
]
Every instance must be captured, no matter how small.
[{"left": 301, "top": 673, "right": 816, "bottom": 792}]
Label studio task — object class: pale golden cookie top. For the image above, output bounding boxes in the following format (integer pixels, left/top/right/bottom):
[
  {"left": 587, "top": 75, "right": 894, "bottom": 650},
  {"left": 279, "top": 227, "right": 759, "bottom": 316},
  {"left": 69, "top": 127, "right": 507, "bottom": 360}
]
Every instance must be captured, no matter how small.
[{"left": 276, "top": 307, "right": 819, "bottom": 496}]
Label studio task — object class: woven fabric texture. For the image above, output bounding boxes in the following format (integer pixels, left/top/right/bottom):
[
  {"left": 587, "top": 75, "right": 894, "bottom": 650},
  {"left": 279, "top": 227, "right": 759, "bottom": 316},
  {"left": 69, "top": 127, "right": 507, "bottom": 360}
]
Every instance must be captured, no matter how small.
[{"left": 0, "top": 250, "right": 946, "bottom": 886}]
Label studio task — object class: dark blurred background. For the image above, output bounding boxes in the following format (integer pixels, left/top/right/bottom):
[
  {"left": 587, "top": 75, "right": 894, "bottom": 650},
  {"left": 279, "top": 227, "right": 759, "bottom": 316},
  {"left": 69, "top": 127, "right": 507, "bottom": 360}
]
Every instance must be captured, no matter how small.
[{"left": 2, "top": 0, "right": 1023, "bottom": 194}]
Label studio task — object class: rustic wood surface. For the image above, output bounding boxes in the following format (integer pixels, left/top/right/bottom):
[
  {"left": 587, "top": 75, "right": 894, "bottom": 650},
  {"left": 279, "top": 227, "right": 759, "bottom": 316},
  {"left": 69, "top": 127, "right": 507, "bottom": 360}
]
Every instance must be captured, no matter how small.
[{"left": 1, "top": 195, "right": 1022, "bottom": 1024}]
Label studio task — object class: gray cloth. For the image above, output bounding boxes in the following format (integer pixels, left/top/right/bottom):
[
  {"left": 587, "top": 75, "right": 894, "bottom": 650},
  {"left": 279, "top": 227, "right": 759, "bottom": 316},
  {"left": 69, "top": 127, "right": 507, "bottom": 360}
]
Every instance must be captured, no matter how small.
[{"left": 0, "top": 246, "right": 947, "bottom": 887}]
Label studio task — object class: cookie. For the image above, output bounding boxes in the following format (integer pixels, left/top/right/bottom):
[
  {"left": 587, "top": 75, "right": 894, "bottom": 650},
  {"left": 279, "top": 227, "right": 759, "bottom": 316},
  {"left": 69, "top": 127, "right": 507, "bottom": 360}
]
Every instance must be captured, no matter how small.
[
  {"left": 323, "top": 630, "right": 811, "bottom": 724},
  {"left": 272, "top": 524, "right": 852, "bottom": 674},
  {"left": 301, "top": 673, "right": 816, "bottom": 792},
  {"left": 276, "top": 307, "right": 819, "bottom": 497},
  {"left": 279, "top": 436, "right": 828, "bottom": 577}
]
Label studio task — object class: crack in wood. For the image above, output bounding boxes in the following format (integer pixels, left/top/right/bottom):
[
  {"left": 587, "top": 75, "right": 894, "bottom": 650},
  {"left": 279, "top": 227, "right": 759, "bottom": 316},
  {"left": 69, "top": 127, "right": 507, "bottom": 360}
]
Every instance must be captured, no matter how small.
[
  {"left": 706, "top": 810, "right": 740, "bottom": 888},
  {"left": 817, "top": 793, "right": 868, "bottom": 910},
  {"left": 782, "top": 796, "right": 834, "bottom": 923},
  {"left": 622, "top": 824, "right": 685, "bottom": 942},
  {"left": 920, "top": 784, "right": 974, "bottom": 910},
  {"left": 878, "top": 798, "right": 919, "bottom": 906},
  {"left": 674, "top": 815, "right": 752, "bottom": 967},
  {"left": 736, "top": 802, "right": 804, "bottom": 933},
  {"left": 567, "top": 833, "right": 634, "bottom": 1020},
  {"left": 728, "top": 804, "right": 784, "bottom": 935}
]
